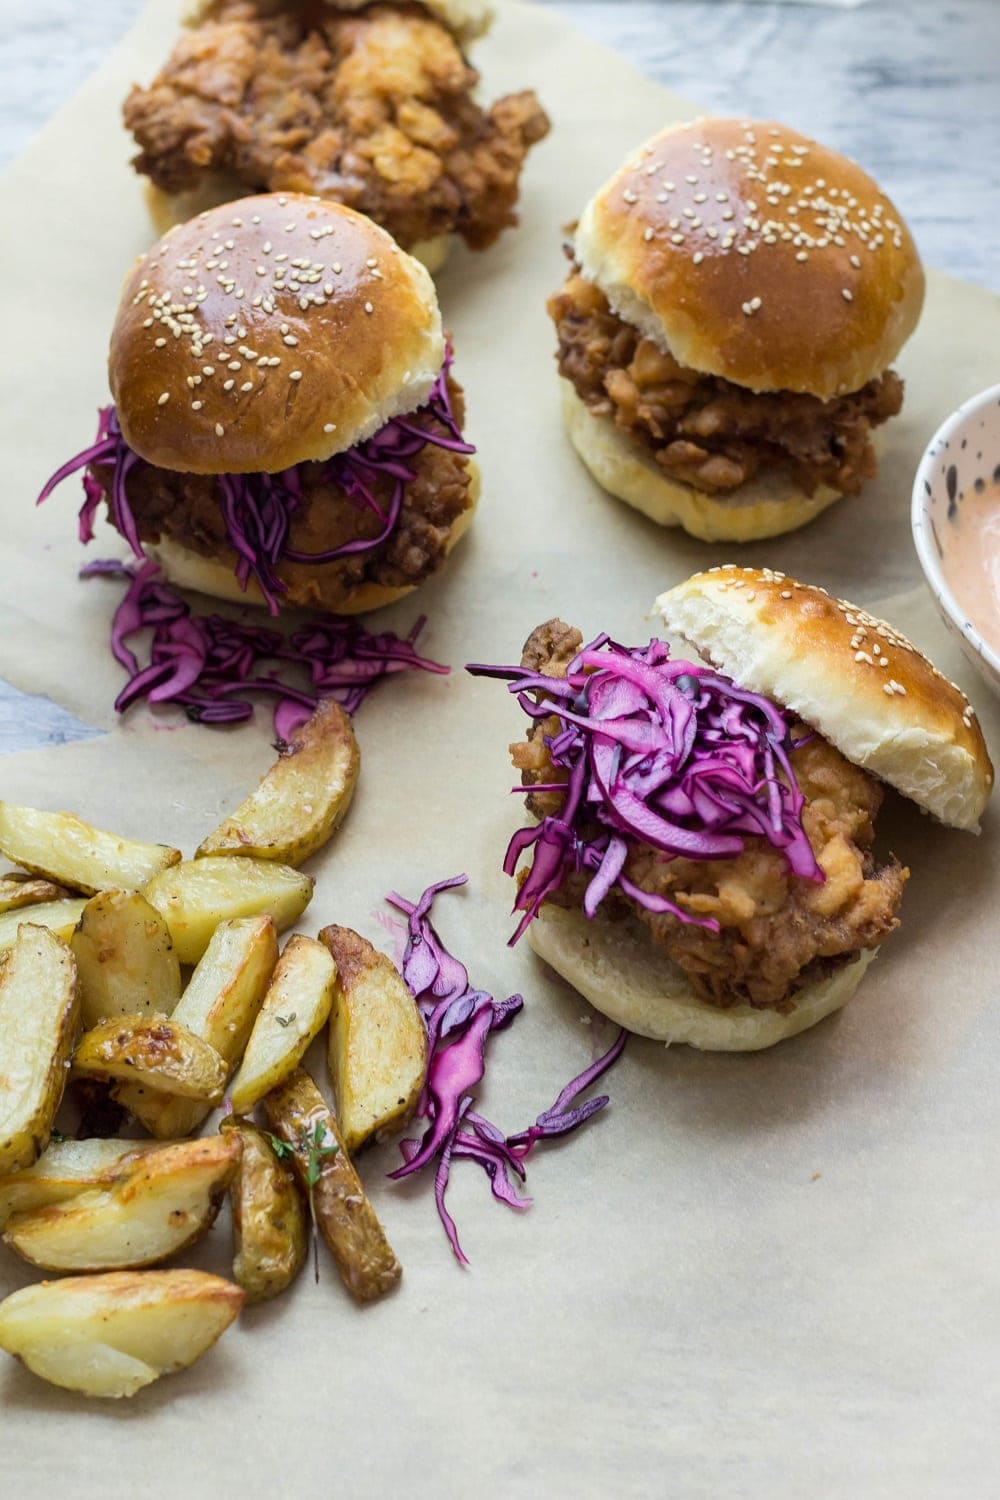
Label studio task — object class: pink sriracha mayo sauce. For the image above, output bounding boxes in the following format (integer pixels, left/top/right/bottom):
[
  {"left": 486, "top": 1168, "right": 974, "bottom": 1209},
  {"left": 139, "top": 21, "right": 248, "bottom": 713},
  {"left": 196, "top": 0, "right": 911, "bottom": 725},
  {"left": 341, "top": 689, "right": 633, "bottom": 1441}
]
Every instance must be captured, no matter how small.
[{"left": 942, "top": 473, "right": 1000, "bottom": 654}]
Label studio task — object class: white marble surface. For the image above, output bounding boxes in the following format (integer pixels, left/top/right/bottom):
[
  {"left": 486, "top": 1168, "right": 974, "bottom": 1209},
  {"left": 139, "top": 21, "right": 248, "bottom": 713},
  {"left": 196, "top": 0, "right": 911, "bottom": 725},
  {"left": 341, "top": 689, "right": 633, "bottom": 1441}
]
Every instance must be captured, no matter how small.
[{"left": 1, "top": 0, "right": 997, "bottom": 749}]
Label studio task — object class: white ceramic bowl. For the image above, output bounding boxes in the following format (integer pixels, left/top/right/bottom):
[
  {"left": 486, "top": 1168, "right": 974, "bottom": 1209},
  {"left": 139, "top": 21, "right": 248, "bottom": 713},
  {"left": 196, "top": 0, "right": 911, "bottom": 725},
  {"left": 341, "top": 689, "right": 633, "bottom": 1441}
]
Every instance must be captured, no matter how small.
[{"left": 911, "top": 381, "right": 1000, "bottom": 700}]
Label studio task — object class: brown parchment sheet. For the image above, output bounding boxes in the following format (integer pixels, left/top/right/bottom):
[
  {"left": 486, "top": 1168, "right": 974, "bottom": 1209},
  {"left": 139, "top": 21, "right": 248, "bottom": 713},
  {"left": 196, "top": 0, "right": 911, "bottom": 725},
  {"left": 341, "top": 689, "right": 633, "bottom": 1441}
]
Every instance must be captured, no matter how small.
[{"left": 2, "top": 4, "right": 1000, "bottom": 1496}]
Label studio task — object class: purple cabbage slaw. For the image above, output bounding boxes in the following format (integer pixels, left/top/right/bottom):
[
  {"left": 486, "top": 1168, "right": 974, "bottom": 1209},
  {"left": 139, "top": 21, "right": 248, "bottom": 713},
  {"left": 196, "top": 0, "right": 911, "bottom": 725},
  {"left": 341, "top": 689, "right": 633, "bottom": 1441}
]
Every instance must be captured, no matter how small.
[
  {"left": 467, "top": 636, "right": 823, "bottom": 943},
  {"left": 37, "top": 346, "right": 474, "bottom": 616},
  {"left": 385, "top": 875, "right": 627, "bottom": 1265},
  {"left": 81, "top": 558, "right": 448, "bottom": 738}
]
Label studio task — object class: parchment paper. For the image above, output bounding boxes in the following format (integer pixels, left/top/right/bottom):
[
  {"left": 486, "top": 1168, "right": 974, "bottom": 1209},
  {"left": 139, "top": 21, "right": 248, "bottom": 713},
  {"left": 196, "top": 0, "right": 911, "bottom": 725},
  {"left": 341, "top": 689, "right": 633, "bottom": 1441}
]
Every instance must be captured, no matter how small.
[{"left": 1, "top": 4, "right": 1000, "bottom": 1495}]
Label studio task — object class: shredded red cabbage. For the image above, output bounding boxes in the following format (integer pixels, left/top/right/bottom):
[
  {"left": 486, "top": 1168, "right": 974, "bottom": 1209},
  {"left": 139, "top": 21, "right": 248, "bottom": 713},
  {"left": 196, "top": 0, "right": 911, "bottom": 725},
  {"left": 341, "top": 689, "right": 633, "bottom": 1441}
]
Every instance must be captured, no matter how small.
[
  {"left": 467, "top": 636, "right": 823, "bottom": 943},
  {"left": 81, "top": 559, "right": 448, "bottom": 737},
  {"left": 39, "top": 348, "right": 474, "bottom": 616},
  {"left": 386, "top": 875, "right": 626, "bottom": 1265}
]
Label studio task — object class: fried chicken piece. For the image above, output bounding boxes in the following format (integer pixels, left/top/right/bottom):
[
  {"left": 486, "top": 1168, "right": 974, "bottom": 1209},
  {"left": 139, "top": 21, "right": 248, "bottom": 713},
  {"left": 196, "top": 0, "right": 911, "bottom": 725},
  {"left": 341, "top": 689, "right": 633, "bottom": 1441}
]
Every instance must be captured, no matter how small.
[
  {"left": 124, "top": 1, "right": 550, "bottom": 252},
  {"left": 511, "top": 619, "right": 908, "bottom": 1012},
  {"left": 548, "top": 271, "right": 903, "bottom": 496},
  {"left": 94, "top": 381, "right": 473, "bottom": 608}
]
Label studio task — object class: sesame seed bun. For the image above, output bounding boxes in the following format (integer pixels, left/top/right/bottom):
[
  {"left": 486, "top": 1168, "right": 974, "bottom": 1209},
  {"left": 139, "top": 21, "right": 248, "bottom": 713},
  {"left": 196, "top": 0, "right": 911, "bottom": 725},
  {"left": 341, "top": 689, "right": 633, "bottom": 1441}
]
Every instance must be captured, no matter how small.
[
  {"left": 141, "top": 181, "right": 453, "bottom": 275},
  {"left": 110, "top": 193, "right": 444, "bottom": 475},
  {"left": 148, "top": 460, "right": 480, "bottom": 615},
  {"left": 183, "top": 0, "right": 493, "bottom": 45},
  {"left": 575, "top": 117, "right": 925, "bottom": 400},
  {"left": 560, "top": 379, "right": 843, "bottom": 542},
  {"left": 528, "top": 905, "right": 878, "bottom": 1051},
  {"left": 654, "top": 566, "right": 994, "bottom": 830}
]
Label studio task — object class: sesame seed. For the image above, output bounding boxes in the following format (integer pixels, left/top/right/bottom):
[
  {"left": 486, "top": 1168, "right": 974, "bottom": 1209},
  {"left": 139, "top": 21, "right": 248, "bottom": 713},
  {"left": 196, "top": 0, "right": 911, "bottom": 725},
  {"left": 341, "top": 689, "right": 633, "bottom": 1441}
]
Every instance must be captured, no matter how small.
[
  {"left": 283, "top": 335, "right": 298, "bottom": 346},
  {"left": 842, "top": 288, "right": 853, "bottom": 301},
  {"left": 323, "top": 422, "right": 336, "bottom": 433},
  {"left": 241, "top": 381, "right": 253, "bottom": 392},
  {"left": 289, "top": 370, "right": 302, "bottom": 381},
  {"left": 223, "top": 380, "right": 234, "bottom": 391},
  {"left": 191, "top": 401, "right": 202, "bottom": 411},
  {"left": 215, "top": 423, "right": 225, "bottom": 437},
  {"left": 643, "top": 228, "right": 654, "bottom": 242},
  {"left": 692, "top": 251, "right": 704, "bottom": 265},
  {"left": 157, "top": 392, "right": 170, "bottom": 405},
  {"left": 364, "top": 301, "right": 374, "bottom": 314}
]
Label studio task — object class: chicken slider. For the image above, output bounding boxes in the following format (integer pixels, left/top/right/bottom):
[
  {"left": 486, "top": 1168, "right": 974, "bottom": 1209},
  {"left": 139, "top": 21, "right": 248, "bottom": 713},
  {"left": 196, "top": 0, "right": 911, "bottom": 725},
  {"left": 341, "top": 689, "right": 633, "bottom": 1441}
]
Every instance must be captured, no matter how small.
[
  {"left": 124, "top": 0, "right": 550, "bottom": 268},
  {"left": 469, "top": 568, "right": 992, "bottom": 1050},
  {"left": 549, "top": 118, "right": 925, "bottom": 541},
  {"left": 39, "top": 193, "right": 477, "bottom": 614}
]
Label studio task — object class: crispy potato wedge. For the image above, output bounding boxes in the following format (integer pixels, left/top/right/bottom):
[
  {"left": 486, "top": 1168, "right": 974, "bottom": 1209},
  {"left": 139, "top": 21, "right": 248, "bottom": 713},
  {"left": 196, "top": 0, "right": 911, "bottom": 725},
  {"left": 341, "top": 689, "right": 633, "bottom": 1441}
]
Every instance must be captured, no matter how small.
[
  {"left": 222, "top": 1117, "right": 307, "bottom": 1303},
  {"left": 74, "top": 1014, "right": 228, "bottom": 1103},
  {"left": 144, "top": 857, "right": 313, "bottom": 965},
  {"left": 0, "top": 926, "right": 80, "bottom": 1174},
  {"left": 228, "top": 935, "right": 337, "bottom": 1114},
  {"left": 116, "top": 915, "right": 277, "bottom": 1139},
  {"left": 3, "top": 1135, "right": 241, "bottom": 1272},
  {"left": 197, "top": 699, "right": 361, "bottom": 867},
  {"left": 0, "top": 897, "right": 87, "bottom": 955},
  {"left": 321, "top": 924, "right": 427, "bottom": 1154},
  {"left": 0, "top": 1270, "right": 244, "bottom": 1398},
  {"left": 0, "top": 874, "right": 71, "bottom": 914},
  {"left": 72, "top": 890, "right": 182, "bottom": 1029},
  {"left": 260, "top": 1067, "right": 401, "bottom": 1303},
  {"left": 0, "top": 803, "right": 180, "bottom": 895},
  {"left": 0, "top": 1139, "right": 164, "bottom": 1228}
]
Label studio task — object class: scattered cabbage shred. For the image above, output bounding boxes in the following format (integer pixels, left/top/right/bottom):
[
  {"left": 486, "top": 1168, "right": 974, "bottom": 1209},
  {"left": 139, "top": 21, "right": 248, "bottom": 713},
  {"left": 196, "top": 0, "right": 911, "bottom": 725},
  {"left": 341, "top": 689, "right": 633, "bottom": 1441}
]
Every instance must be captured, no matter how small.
[
  {"left": 80, "top": 559, "right": 447, "bottom": 738},
  {"left": 386, "top": 875, "right": 626, "bottom": 1265},
  {"left": 468, "top": 636, "right": 823, "bottom": 941}
]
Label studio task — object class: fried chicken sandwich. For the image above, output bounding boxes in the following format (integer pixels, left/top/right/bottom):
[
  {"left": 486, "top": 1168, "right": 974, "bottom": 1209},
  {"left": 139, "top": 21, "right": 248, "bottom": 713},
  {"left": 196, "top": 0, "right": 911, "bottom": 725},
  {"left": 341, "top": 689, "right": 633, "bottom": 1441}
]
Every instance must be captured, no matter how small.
[
  {"left": 549, "top": 118, "right": 925, "bottom": 541},
  {"left": 124, "top": 0, "right": 550, "bottom": 269},
  {"left": 39, "top": 193, "right": 478, "bottom": 614},
  {"left": 470, "top": 567, "right": 992, "bottom": 1050}
]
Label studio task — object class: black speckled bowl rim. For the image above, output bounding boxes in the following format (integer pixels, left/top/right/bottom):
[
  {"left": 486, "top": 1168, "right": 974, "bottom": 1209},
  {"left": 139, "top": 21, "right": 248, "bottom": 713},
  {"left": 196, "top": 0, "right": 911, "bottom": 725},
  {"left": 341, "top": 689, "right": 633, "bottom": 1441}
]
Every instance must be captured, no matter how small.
[{"left": 911, "top": 380, "right": 1000, "bottom": 696}]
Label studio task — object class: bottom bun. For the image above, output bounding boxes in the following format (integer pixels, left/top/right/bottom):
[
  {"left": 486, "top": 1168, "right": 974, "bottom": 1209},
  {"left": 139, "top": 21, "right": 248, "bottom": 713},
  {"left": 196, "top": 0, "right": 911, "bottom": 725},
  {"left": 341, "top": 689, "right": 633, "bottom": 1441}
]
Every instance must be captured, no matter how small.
[
  {"left": 143, "top": 181, "right": 451, "bottom": 273},
  {"left": 526, "top": 905, "right": 878, "bottom": 1051},
  {"left": 560, "top": 380, "right": 844, "bottom": 544},
  {"left": 150, "top": 461, "right": 478, "bottom": 615}
]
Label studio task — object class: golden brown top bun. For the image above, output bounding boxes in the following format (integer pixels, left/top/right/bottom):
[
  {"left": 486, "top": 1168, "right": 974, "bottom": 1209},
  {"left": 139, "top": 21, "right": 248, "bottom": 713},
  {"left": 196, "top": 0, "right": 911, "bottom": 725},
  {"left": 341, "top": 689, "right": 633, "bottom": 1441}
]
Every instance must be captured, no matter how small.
[
  {"left": 183, "top": 0, "right": 493, "bottom": 44},
  {"left": 654, "top": 566, "right": 993, "bottom": 831},
  {"left": 575, "top": 118, "right": 925, "bottom": 399},
  {"left": 110, "top": 194, "right": 444, "bottom": 475}
]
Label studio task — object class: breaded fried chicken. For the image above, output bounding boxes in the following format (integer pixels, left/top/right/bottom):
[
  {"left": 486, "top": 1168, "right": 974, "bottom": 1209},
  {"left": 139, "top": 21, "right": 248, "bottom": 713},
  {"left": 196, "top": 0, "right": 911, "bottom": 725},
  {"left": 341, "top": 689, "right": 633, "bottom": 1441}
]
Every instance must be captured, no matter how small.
[
  {"left": 124, "top": 0, "right": 550, "bottom": 251},
  {"left": 511, "top": 621, "right": 908, "bottom": 1012},
  {"left": 548, "top": 271, "right": 903, "bottom": 497}
]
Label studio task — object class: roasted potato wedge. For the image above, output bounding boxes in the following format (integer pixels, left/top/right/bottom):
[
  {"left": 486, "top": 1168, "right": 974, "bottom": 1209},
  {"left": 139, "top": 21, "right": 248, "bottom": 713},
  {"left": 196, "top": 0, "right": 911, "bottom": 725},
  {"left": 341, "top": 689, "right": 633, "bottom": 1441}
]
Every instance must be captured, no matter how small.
[
  {"left": 261, "top": 1067, "right": 401, "bottom": 1303},
  {"left": 74, "top": 1014, "right": 228, "bottom": 1103},
  {"left": 197, "top": 699, "right": 361, "bottom": 867},
  {"left": 0, "top": 897, "right": 87, "bottom": 954},
  {"left": 144, "top": 857, "right": 313, "bottom": 965},
  {"left": 0, "top": 1270, "right": 244, "bottom": 1398},
  {"left": 3, "top": 1134, "right": 241, "bottom": 1272},
  {"left": 0, "top": 874, "right": 71, "bottom": 914},
  {"left": 72, "top": 890, "right": 181, "bottom": 1028},
  {"left": 222, "top": 1117, "right": 307, "bottom": 1302},
  {"left": 321, "top": 924, "right": 427, "bottom": 1154},
  {"left": 228, "top": 935, "right": 337, "bottom": 1114},
  {"left": 0, "top": 802, "right": 180, "bottom": 894},
  {"left": 0, "top": 1139, "right": 164, "bottom": 1228},
  {"left": 116, "top": 915, "right": 277, "bottom": 1139},
  {"left": 0, "top": 925, "right": 80, "bottom": 1174}
]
